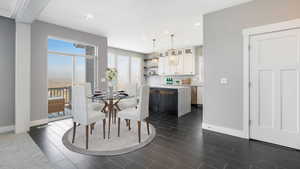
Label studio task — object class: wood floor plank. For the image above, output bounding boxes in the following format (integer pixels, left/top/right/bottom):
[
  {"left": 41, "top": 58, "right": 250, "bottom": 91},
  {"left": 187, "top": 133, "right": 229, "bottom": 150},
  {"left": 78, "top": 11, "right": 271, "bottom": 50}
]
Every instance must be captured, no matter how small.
[{"left": 29, "top": 107, "right": 300, "bottom": 169}]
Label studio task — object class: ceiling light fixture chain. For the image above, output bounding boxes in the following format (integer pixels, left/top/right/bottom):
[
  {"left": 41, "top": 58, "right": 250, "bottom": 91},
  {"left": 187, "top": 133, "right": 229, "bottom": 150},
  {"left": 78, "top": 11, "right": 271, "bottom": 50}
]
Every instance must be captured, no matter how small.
[
  {"left": 152, "top": 38, "right": 156, "bottom": 51},
  {"left": 170, "top": 34, "right": 175, "bottom": 50},
  {"left": 169, "top": 34, "right": 178, "bottom": 65}
]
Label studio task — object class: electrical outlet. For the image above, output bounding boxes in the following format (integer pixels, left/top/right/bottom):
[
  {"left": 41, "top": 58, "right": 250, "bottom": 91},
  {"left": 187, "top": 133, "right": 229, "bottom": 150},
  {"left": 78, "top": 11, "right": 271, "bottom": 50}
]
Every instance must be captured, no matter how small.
[{"left": 220, "top": 78, "right": 228, "bottom": 85}]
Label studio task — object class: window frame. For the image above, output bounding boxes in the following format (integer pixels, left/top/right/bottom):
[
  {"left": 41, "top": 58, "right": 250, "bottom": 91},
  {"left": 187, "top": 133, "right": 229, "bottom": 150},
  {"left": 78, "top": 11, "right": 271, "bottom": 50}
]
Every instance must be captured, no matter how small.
[
  {"left": 47, "top": 37, "right": 98, "bottom": 88},
  {"left": 107, "top": 52, "right": 143, "bottom": 88}
]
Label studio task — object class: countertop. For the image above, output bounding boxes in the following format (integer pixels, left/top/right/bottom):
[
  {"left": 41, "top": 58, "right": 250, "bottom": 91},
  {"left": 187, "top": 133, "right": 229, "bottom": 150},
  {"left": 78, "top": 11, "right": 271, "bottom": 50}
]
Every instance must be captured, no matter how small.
[{"left": 149, "top": 85, "right": 191, "bottom": 89}]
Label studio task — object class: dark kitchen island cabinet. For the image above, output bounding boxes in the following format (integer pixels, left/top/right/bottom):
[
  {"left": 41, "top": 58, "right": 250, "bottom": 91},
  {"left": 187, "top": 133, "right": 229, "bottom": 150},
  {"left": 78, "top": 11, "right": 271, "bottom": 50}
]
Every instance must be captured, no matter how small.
[{"left": 149, "top": 86, "right": 191, "bottom": 117}]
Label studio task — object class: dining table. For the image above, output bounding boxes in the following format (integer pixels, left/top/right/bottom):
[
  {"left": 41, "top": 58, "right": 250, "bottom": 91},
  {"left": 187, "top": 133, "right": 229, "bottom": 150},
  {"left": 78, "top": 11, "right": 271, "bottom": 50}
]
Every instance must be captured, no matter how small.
[{"left": 89, "top": 91, "right": 134, "bottom": 139}]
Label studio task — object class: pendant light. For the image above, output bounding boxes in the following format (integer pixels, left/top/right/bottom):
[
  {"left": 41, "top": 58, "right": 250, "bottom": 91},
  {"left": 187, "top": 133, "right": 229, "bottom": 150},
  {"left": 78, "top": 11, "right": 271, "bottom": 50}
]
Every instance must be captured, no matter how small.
[
  {"left": 152, "top": 38, "right": 159, "bottom": 62},
  {"left": 169, "top": 34, "right": 178, "bottom": 65}
]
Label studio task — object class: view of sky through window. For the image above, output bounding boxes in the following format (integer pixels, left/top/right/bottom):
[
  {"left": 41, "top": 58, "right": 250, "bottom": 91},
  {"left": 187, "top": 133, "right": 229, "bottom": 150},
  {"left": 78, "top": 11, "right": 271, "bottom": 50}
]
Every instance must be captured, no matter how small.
[{"left": 48, "top": 38, "right": 86, "bottom": 88}]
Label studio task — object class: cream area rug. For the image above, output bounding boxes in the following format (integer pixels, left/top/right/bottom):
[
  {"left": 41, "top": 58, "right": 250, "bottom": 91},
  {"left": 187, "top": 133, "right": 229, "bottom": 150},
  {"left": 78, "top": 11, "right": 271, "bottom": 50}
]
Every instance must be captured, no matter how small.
[
  {"left": 62, "top": 120, "right": 156, "bottom": 156},
  {"left": 0, "top": 133, "right": 53, "bottom": 169}
]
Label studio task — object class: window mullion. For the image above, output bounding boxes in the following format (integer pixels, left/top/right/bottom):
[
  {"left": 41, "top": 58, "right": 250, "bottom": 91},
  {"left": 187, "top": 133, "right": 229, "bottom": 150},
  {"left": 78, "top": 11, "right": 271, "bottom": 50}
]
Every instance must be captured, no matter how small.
[{"left": 72, "top": 56, "right": 75, "bottom": 86}]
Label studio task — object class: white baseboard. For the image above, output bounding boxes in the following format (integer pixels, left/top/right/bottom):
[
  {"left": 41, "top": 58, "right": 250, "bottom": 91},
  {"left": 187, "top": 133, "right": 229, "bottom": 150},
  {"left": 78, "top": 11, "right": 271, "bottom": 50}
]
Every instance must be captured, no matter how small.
[
  {"left": 202, "top": 123, "right": 247, "bottom": 139},
  {"left": 0, "top": 125, "right": 15, "bottom": 133},
  {"left": 30, "top": 119, "right": 48, "bottom": 127},
  {"left": 0, "top": 119, "right": 48, "bottom": 133}
]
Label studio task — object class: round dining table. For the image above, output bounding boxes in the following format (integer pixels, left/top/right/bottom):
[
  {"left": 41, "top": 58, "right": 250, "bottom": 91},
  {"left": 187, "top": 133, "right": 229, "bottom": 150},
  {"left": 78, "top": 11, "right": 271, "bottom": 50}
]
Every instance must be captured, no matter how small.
[{"left": 90, "top": 91, "right": 133, "bottom": 139}]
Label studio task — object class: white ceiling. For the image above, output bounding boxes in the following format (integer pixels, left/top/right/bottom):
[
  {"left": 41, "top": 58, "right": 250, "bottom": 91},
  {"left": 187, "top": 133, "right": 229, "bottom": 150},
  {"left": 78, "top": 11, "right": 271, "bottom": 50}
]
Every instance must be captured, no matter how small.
[
  {"left": 0, "top": 0, "right": 18, "bottom": 17},
  {"left": 0, "top": 0, "right": 253, "bottom": 53}
]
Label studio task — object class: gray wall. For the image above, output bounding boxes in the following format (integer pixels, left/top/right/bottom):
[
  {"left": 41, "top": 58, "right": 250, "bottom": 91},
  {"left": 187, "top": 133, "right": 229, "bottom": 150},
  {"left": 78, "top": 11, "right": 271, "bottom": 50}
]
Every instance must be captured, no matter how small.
[
  {"left": 0, "top": 17, "right": 15, "bottom": 127},
  {"left": 31, "top": 21, "right": 107, "bottom": 121},
  {"left": 108, "top": 47, "right": 146, "bottom": 58},
  {"left": 203, "top": 0, "right": 300, "bottom": 130}
]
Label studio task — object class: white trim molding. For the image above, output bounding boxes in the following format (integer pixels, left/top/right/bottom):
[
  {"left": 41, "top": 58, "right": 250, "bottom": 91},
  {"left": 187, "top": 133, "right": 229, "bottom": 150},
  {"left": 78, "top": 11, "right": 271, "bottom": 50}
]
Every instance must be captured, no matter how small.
[
  {"left": 0, "top": 119, "right": 48, "bottom": 133},
  {"left": 13, "top": 0, "right": 51, "bottom": 23},
  {"left": 242, "top": 18, "right": 300, "bottom": 139},
  {"left": 15, "top": 22, "right": 31, "bottom": 134},
  {"left": 0, "top": 125, "right": 15, "bottom": 133},
  {"left": 202, "top": 123, "right": 247, "bottom": 139},
  {"left": 30, "top": 119, "right": 48, "bottom": 127}
]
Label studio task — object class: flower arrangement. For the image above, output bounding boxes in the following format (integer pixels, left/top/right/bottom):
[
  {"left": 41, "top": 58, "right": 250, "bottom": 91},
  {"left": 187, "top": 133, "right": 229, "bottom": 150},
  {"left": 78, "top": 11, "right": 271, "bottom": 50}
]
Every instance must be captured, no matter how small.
[{"left": 106, "top": 68, "right": 118, "bottom": 82}]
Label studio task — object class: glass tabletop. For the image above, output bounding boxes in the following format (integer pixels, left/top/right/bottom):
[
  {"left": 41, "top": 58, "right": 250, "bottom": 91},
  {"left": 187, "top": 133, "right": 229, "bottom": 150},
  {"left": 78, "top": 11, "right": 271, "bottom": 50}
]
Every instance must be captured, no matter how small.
[{"left": 89, "top": 91, "right": 134, "bottom": 101}]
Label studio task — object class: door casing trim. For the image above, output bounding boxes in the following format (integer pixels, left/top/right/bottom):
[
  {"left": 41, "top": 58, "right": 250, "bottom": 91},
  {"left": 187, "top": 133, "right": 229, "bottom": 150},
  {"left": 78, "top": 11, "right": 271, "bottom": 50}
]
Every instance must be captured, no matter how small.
[{"left": 242, "top": 19, "right": 300, "bottom": 139}]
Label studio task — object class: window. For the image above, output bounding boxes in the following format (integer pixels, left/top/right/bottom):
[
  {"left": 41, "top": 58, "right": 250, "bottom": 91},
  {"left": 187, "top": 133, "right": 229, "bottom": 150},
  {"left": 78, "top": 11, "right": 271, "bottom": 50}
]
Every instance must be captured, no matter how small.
[
  {"left": 75, "top": 56, "right": 86, "bottom": 84},
  {"left": 47, "top": 38, "right": 98, "bottom": 119},
  {"left": 108, "top": 52, "right": 142, "bottom": 89},
  {"left": 48, "top": 38, "right": 97, "bottom": 88},
  {"left": 117, "top": 55, "right": 130, "bottom": 88},
  {"left": 48, "top": 54, "right": 73, "bottom": 88},
  {"left": 108, "top": 52, "right": 116, "bottom": 68},
  {"left": 131, "top": 56, "right": 142, "bottom": 85}
]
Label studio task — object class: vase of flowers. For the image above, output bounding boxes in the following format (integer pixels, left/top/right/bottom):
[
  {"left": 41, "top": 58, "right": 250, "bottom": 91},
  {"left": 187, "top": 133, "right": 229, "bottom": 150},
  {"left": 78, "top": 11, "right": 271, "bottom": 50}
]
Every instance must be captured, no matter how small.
[{"left": 105, "top": 68, "right": 118, "bottom": 98}]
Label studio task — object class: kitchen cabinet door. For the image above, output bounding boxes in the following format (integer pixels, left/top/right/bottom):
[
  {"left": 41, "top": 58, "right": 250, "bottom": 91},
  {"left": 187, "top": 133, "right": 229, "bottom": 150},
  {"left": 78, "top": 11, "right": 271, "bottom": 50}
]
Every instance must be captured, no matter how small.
[
  {"left": 197, "top": 87, "right": 203, "bottom": 104},
  {"left": 167, "top": 56, "right": 177, "bottom": 75},
  {"left": 191, "top": 86, "right": 197, "bottom": 105},
  {"left": 150, "top": 88, "right": 160, "bottom": 112},
  {"left": 175, "top": 54, "right": 184, "bottom": 75},
  {"left": 159, "top": 89, "right": 178, "bottom": 114},
  {"left": 158, "top": 57, "right": 166, "bottom": 75},
  {"left": 183, "top": 54, "right": 195, "bottom": 75}
]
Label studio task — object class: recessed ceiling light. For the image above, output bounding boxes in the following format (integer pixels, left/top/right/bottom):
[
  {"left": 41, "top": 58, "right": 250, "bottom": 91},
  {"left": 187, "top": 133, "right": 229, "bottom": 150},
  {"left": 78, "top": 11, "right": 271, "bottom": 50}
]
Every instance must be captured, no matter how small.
[
  {"left": 194, "top": 22, "right": 201, "bottom": 26},
  {"left": 85, "top": 14, "right": 94, "bottom": 20}
]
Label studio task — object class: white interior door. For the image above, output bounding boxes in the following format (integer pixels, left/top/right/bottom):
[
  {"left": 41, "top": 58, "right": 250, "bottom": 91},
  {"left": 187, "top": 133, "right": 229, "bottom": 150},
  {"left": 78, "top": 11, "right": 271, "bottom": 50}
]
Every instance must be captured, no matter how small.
[{"left": 250, "top": 28, "right": 300, "bottom": 149}]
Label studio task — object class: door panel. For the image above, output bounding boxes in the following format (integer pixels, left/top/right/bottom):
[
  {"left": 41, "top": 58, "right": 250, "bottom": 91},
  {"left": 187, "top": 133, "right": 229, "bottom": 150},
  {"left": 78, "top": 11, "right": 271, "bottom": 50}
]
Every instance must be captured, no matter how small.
[
  {"left": 280, "top": 70, "right": 299, "bottom": 133},
  {"left": 258, "top": 70, "right": 274, "bottom": 128},
  {"left": 250, "top": 28, "right": 300, "bottom": 149},
  {"left": 258, "top": 35, "right": 299, "bottom": 65}
]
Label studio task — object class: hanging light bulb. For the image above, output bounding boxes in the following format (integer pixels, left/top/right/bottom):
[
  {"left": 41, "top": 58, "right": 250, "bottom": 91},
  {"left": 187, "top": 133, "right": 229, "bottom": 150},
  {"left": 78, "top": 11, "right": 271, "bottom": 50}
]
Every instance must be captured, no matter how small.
[
  {"left": 169, "top": 34, "right": 178, "bottom": 65},
  {"left": 152, "top": 39, "right": 159, "bottom": 62}
]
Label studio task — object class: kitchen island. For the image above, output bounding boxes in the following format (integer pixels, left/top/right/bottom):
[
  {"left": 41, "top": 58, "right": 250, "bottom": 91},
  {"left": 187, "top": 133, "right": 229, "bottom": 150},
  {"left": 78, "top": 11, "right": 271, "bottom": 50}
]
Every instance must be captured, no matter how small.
[{"left": 149, "top": 85, "right": 191, "bottom": 117}]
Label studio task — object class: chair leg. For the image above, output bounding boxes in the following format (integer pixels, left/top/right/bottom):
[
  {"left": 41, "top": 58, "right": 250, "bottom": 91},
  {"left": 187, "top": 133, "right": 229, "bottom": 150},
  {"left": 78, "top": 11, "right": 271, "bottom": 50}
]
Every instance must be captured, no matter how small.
[
  {"left": 115, "top": 109, "right": 118, "bottom": 124},
  {"left": 146, "top": 118, "right": 150, "bottom": 135},
  {"left": 85, "top": 125, "right": 89, "bottom": 149},
  {"left": 108, "top": 111, "right": 111, "bottom": 139},
  {"left": 138, "top": 121, "right": 141, "bottom": 143},
  {"left": 114, "top": 109, "right": 117, "bottom": 124},
  {"left": 115, "top": 104, "right": 121, "bottom": 111},
  {"left": 90, "top": 123, "right": 94, "bottom": 135},
  {"left": 118, "top": 117, "right": 121, "bottom": 137},
  {"left": 128, "top": 119, "right": 131, "bottom": 131},
  {"left": 103, "top": 119, "right": 106, "bottom": 139},
  {"left": 72, "top": 122, "right": 76, "bottom": 143}
]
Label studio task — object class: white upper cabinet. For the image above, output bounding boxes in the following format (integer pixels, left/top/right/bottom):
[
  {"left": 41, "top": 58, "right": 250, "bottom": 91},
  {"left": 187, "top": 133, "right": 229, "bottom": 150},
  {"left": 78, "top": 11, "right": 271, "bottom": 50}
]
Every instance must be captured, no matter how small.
[
  {"left": 158, "top": 47, "right": 195, "bottom": 76},
  {"left": 183, "top": 49, "right": 195, "bottom": 75},
  {"left": 167, "top": 56, "right": 177, "bottom": 75},
  {"left": 176, "top": 49, "right": 184, "bottom": 75},
  {"left": 158, "top": 56, "right": 166, "bottom": 75}
]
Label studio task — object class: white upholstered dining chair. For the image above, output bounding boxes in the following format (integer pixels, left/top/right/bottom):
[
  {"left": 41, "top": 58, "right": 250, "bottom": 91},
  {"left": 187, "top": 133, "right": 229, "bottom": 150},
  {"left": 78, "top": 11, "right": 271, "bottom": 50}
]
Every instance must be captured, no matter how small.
[
  {"left": 117, "top": 83, "right": 139, "bottom": 110},
  {"left": 72, "top": 85, "right": 106, "bottom": 149},
  {"left": 85, "top": 82, "right": 105, "bottom": 112},
  {"left": 117, "top": 85, "right": 150, "bottom": 143}
]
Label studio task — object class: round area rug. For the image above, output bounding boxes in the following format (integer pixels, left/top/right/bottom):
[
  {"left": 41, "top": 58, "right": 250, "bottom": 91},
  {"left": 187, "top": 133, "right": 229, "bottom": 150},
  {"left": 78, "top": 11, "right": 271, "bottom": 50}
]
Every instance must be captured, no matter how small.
[{"left": 62, "top": 120, "right": 156, "bottom": 156}]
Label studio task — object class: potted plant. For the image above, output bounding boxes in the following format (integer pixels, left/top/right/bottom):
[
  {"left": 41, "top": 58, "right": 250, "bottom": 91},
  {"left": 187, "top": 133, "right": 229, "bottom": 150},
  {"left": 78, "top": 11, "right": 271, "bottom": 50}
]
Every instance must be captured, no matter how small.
[{"left": 105, "top": 68, "right": 118, "bottom": 97}]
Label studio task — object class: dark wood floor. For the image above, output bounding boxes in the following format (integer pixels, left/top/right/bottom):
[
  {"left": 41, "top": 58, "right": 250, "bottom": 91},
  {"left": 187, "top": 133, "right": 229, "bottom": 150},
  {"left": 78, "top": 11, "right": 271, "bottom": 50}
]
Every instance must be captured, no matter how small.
[{"left": 29, "top": 107, "right": 300, "bottom": 169}]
